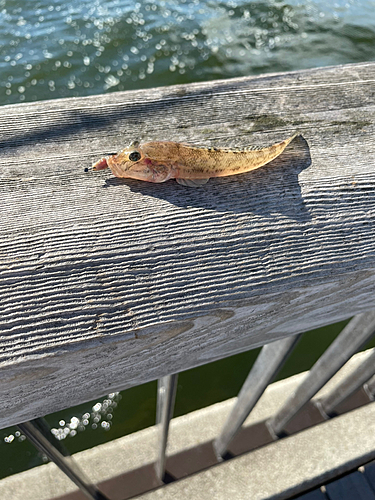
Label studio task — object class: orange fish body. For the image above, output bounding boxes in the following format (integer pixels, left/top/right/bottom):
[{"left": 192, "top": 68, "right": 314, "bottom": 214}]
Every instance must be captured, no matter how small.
[{"left": 92, "top": 133, "right": 299, "bottom": 186}]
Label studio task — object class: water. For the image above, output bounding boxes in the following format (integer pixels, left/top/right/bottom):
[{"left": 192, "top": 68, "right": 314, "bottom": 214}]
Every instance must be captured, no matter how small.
[
  {"left": 1, "top": 0, "right": 375, "bottom": 105},
  {"left": 1, "top": 0, "right": 375, "bottom": 482}
]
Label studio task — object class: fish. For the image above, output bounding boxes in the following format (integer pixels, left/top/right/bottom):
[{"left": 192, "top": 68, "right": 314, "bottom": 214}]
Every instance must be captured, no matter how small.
[{"left": 91, "top": 133, "right": 300, "bottom": 187}]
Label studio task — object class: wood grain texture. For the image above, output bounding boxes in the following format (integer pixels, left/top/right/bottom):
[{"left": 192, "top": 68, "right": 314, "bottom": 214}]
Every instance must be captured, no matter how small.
[{"left": 1, "top": 62, "right": 375, "bottom": 428}]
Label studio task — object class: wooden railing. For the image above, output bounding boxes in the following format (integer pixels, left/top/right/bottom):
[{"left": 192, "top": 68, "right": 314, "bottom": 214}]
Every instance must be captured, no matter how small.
[{"left": 1, "top": 61, "right": 375, "bottom": 499}]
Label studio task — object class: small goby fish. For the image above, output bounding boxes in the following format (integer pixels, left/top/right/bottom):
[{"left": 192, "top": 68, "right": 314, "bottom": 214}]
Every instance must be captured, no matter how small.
[{"left": 92, "top": 133, "right": 299, "bottom": 187}]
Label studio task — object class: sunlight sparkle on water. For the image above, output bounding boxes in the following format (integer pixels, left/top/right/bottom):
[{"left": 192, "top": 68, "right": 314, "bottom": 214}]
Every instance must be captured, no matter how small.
[{"left": 1, "top": 0, "right": 374, "bottom": 104}]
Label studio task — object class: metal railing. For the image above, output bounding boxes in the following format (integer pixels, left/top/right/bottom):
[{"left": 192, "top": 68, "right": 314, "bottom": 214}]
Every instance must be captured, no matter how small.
[{"left": 17, "top": 310, "right": 375, "bottom": 500}]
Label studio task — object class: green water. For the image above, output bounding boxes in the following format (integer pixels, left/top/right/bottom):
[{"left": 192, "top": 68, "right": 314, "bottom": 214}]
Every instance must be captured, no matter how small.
[
  {"left": 1, "top": 0, "right": 375, "bottom": 481},
  {"left": 1, "top": 0, "right": 375, "bottom": 105}
]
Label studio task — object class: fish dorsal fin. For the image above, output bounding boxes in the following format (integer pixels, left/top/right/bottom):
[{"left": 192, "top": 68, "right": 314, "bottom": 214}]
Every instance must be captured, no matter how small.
[
  {"left": 232, "top": 145, "right": 265, "bottom": 152},
  {"left": 181, "top": 143, "right": 266, "bottom": 152},
  {"left": 176, "top": 178, "right": 209, "bottom": 187},
  {"left": 180, "top": 133, "right": 300, "bottom": 153}
]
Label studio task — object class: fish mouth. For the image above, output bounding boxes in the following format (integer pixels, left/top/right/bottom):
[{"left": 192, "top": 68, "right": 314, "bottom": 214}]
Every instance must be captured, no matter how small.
[
  {"left": 92, "top": 152, "right": 119, "bottom": 171},
  {"left": 92, "top": 157, "right": 109, "bottom": 170}
]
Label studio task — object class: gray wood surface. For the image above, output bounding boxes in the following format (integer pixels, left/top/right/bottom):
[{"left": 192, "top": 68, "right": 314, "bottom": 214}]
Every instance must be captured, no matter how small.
[{"left": 1, "top": 62, "right": 375, "bottom": 428}]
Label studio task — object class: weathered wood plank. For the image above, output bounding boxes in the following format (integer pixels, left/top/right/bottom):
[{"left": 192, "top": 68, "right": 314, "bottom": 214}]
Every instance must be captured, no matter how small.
[{"left": 1, "top": 62, "right": 375, "bottom": 428}]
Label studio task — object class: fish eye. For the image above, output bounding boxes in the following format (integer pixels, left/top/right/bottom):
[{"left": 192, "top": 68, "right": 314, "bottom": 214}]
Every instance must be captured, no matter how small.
[{"left": 129, "top": 151, "right": 141, "bottom": 162}]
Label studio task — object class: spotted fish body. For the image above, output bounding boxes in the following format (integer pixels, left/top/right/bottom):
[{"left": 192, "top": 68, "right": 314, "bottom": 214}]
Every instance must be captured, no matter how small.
[{"left": 92, "top": 133, "right": 299, "bottom": 186}]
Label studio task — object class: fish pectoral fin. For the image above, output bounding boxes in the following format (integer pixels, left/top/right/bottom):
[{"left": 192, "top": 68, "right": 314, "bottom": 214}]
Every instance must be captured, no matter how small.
[{"left": 176, "top": 178, "right": 210, "bottom": 187}]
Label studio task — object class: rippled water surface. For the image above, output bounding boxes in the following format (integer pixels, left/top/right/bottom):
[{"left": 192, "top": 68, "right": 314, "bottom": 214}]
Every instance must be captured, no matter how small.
[
  {"left": 1, "top": 0, "right": 375, "bottom": 481},
  {"left": 1, "top": 0, "right": 375, "bottom": 105}
]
